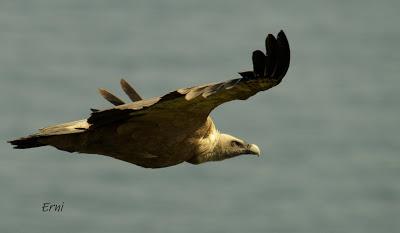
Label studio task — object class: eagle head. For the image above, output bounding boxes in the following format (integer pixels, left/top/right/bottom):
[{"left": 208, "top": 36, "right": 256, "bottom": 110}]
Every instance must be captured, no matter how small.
[
  {"left": 187, "top": 133, "right": 261, "bottom": 165},
  {"left": 214, "top": 133, "right": 261, "bottom": 160}
]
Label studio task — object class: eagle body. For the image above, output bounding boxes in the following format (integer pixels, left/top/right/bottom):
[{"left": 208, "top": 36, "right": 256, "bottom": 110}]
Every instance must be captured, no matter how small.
[
  {"left": 40, "top": 116, "right": 216, "bottom": 168},
  {"left": 9, "top": 31, "right": 290, "bottom": 169}
]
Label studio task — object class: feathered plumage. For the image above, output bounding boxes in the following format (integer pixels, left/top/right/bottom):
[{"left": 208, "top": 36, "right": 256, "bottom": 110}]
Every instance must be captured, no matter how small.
[{"left": 9, "top": 31, "right": 290, "bottom": 168}]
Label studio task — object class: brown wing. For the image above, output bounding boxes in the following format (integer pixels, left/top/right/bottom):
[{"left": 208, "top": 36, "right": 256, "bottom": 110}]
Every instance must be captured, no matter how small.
[{"left": 88, "top": 31, "right": 290, "bottom": 128}]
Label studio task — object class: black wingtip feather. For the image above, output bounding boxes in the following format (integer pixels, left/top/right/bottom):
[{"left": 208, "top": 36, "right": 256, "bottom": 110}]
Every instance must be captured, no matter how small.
[
  {"left": 265, "top": 34, "right": 278, "bottom": 77},
  {"left": 274, "top": 31, "right": 290, "bottom": 80},
  {"left": 238, "top": 71, "right": 255, "bottom": 79},
  {"left": 252, "top": 50, "right": 266, "bottom": 77},
  {"left": 240, "top": 30, "right": 290, "bottom": 83},
  {"left": 261, "top": 30, "right": 290, "bottom": 82}
]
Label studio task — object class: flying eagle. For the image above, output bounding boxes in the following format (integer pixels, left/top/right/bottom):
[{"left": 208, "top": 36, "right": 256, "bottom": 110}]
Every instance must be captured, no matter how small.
[{"left": 9, "top": 31, "right": 290, "bottom": 168}]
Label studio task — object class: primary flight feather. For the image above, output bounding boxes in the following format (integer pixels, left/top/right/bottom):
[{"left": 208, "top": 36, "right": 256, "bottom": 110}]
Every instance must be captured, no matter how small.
[{"left": 9, "top": 31, "right": 290, "bottom": 168}]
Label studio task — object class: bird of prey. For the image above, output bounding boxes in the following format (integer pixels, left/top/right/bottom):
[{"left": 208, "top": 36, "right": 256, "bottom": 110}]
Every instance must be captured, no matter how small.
[{"left": 9, "top": 31, "right": 290, "bottom": 168}]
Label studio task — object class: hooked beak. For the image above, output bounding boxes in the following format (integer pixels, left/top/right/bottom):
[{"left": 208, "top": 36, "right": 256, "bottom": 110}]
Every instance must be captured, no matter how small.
[{"left": 247, "top": 144, "right": 261, "bottom": 156}]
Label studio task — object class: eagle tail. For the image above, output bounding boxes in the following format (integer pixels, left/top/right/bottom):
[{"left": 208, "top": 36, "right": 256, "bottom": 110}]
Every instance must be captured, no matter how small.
[
  {"left": 8, "top": 135, "right": 47, "bottom": 149},
  {"left": 8, "top": 119, "right": 88, "bottom": 149}
]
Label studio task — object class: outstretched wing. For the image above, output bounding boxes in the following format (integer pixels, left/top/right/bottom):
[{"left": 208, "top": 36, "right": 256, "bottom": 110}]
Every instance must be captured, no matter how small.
[{"left": 88, "top": 31, "right": 290, "bottom": 128}]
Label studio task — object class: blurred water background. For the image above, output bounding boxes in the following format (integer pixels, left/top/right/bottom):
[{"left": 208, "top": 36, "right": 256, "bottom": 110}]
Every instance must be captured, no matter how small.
[{"left": 1, "top": 0, "right": 399, "bottom": 232}]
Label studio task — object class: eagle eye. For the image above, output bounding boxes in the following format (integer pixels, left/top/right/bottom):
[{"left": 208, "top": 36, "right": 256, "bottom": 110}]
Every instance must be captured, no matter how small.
[{"left": 230, "top": 140, "right": 242, "bottom": 147}]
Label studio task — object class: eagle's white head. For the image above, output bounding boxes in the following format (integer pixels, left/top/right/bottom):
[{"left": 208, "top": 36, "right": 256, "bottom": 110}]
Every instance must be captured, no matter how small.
[
  {"left": 211, "top": 133, "right": 261, "bottom": 161},
  {"left": 188, "top": 131, "right": 261, "bottom": 164}
]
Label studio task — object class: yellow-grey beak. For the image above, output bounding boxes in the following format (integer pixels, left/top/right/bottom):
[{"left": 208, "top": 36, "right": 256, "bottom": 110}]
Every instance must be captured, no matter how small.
[{"left": 247, "top": 144, "right": 261, "bottom": 156}]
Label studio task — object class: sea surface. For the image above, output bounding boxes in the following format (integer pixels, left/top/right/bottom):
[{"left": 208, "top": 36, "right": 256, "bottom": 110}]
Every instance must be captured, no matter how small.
[{"left": 1, "top": 0, "right": 399, "bottom": 232}]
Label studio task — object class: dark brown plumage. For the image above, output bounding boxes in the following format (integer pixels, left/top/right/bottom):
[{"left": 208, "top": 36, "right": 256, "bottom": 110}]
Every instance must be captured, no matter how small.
[{"left": 9, "top": 31, "right": 290, "bottom": 168}]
